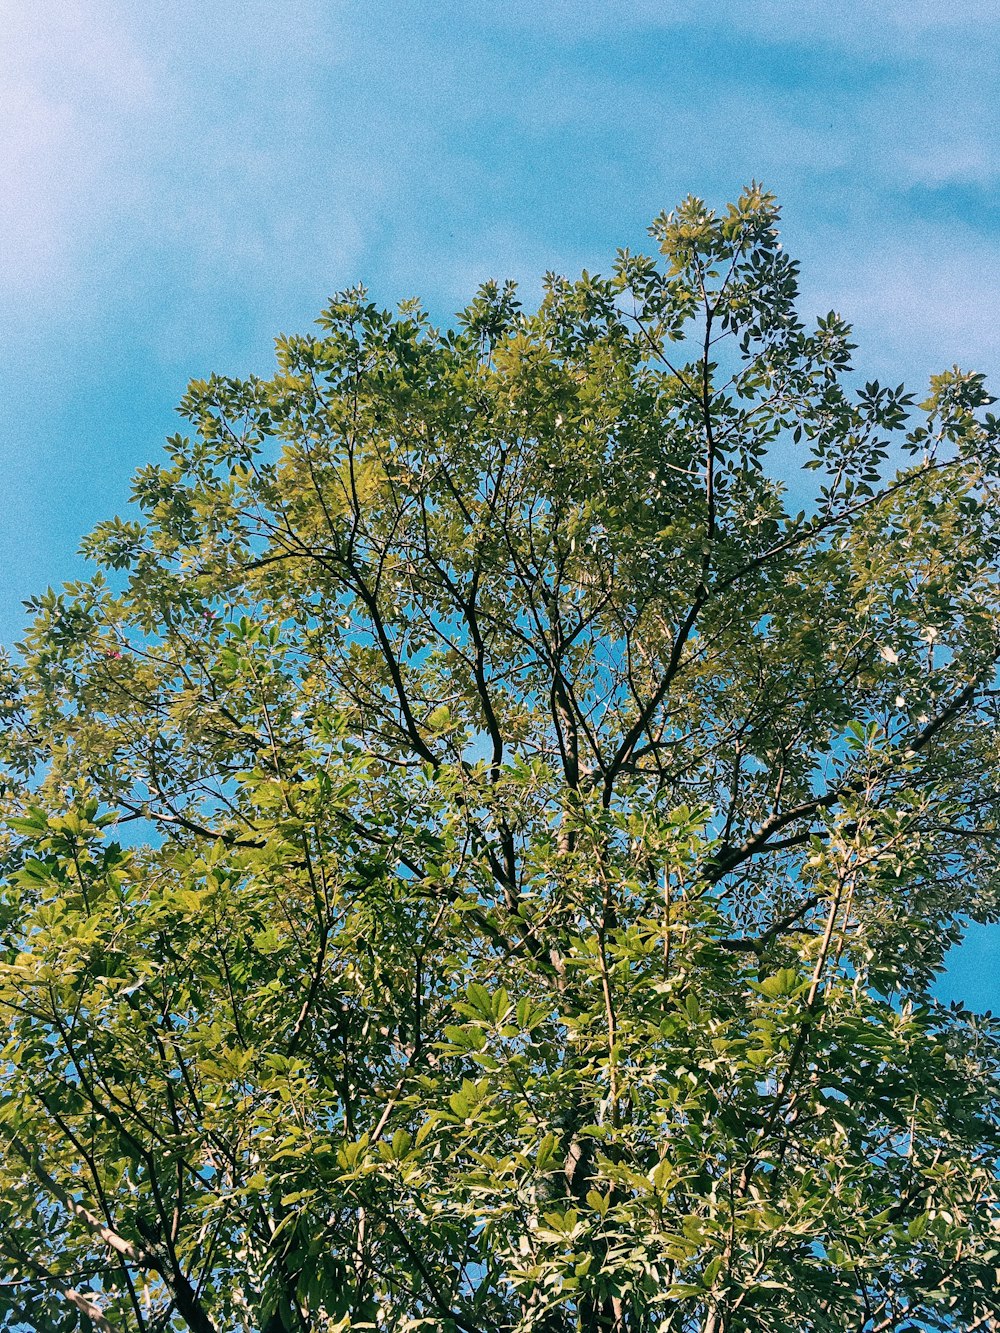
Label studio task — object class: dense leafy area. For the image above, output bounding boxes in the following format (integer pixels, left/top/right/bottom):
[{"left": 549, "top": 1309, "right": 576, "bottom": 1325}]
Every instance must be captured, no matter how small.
[{"left": 0, "top": 187, "right": 998, "bottom": 1331}]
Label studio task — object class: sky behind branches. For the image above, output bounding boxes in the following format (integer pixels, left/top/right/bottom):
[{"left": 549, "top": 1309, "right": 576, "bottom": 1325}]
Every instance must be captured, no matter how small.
[{"left": 1, "top": 0, "right": 998, "bottom": 1005}]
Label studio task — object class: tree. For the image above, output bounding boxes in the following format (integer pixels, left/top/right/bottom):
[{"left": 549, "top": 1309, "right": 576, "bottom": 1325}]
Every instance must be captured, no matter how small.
[{"left": 0, "top": 185, "right": 998, "bottom": 1333}]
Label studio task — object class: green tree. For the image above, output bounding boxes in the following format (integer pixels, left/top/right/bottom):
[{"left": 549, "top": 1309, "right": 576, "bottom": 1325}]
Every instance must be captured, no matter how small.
[{"left": 0, "top": 186, "right": 998, "bottom": 1333}]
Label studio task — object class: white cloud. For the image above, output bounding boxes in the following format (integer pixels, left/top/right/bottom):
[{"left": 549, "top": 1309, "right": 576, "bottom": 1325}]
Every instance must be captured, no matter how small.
[
  {"left": 717, "top": 0, "right": 999, "bottom": 43},
  {"left": 0, "top": 2, "right": 155, "bottom": 300},
  {"left": 1, "top": 0, "right": 998, "bottom": 386},
  {"left": 801, "top": 221, "right": 1000, "bottom": 383},
  {"left": 0, "top": 0, "right": 378, "bottom": 362},
  {"left": 486, "top": 0, "right": 1000, "bottom": 44}
]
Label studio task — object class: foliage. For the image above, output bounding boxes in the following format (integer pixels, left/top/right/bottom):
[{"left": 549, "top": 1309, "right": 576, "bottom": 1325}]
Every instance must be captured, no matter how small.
[{"left": 0, "top": 186, "right": 998, "bottom": 1332}]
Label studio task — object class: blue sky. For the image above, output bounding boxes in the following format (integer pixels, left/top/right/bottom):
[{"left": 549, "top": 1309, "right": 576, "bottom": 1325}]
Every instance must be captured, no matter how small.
[{"left": 2, "top": 0, "right": 999, "bottom": 1006}]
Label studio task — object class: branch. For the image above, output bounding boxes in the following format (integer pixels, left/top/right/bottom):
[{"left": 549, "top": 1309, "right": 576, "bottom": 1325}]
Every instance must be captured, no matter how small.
[
  {"left": 63, "top": 1287, "right": 123, "bottom": 1333},
  {"left": 0, "top": 1231, "right": 126, "bottom": 1333},
  {"left": 604, "top": 455, "right": 973, "bottom": 809},
  {"left": 717, "top": 895, "right": 820, "bottom": 953},
  {"left": 4, "top": 1132, "right": 151, "bottom": 1268},
  {"left": 706, "top": 673, "right": 988, "bottom": 885},
  {"left": 3, "top": 1132, "right": 220, "bottom": 1333}
]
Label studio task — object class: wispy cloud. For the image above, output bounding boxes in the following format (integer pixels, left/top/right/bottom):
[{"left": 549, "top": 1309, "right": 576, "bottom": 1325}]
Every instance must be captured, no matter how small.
[
  {"left": 0, "top": 0, "right": 365, "bottom": 341},
  {"left": 0, "top": 1, "right": 154, "bottom": 301},
  {"left": 488, "top": 0, "right": 1000, "bottom": 43},
  {"left": 2, "top": 0, "right": 1000, "bottom": 612}
]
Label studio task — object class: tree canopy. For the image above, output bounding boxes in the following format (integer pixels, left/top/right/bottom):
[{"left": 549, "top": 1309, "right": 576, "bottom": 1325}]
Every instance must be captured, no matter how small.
[{"left": 0, "top": 185, "right": 999, "bottom": 1332}]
